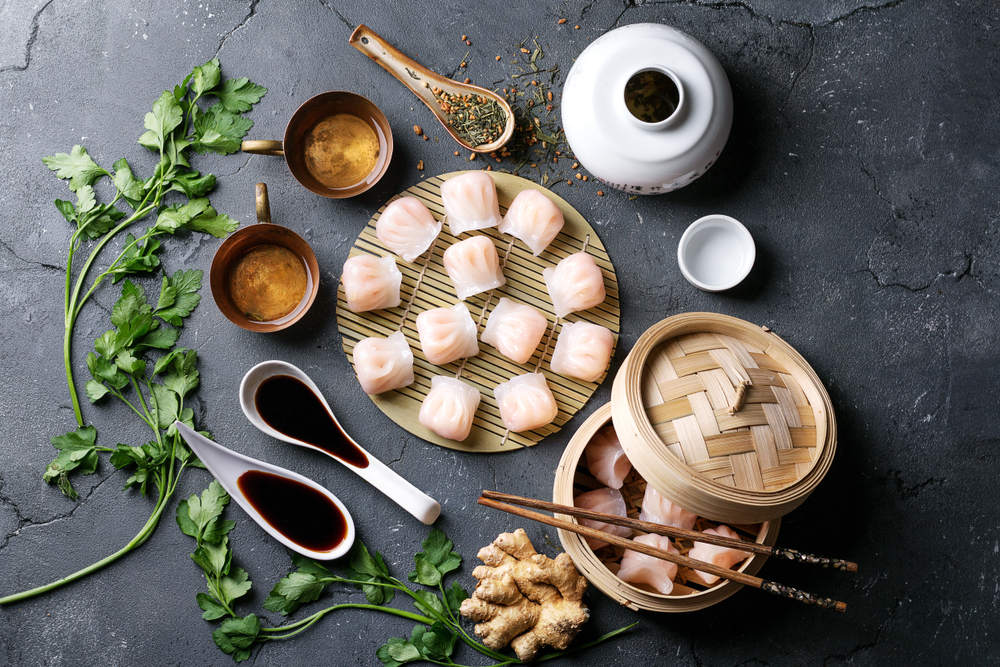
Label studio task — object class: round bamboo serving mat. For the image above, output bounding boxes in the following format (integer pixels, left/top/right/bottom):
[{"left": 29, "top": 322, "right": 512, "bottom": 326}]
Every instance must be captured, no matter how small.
[
  {"left": 554, "top": 403, "right": 779, "bottom": 612},
  {"left": 611, "top": 313, "right": 836, "bottom": 523},
  {"left": 336, "top": 171, "right": 620, "bottom": 453}
]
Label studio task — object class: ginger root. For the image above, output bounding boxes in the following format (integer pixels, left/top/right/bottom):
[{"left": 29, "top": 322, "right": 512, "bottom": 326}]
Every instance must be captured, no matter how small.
[{"left": 459, "top": 529, "right": 589, "bottom": 661}]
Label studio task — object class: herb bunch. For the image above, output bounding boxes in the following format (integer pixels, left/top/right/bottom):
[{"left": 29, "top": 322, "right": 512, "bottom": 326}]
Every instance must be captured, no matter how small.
[
  {"left": 183, "top": 515, "right": 634, "bottom": 665},
  {"left": 43, "top": 57, "right": 265, "bottom": 428},
  {"left": 1, "top": 275, "right": 207, "bottom": 603}
]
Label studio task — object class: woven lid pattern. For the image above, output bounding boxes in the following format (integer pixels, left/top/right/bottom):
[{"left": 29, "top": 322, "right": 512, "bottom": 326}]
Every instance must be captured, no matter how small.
[{"left": 641, "top": 331, "right": 819, "bottom": 492}]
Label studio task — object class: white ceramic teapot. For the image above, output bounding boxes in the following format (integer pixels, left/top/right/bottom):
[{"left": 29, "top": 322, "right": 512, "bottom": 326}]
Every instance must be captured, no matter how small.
[{"left": 561, "top": 23, "right": 733, "bottom": 195}]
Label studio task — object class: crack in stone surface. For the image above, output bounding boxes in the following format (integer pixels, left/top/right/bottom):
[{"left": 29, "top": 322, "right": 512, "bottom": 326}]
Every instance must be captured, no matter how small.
[
  {"left": 0, "top": 237, "right": 63, "bottom": 274},
  {"left": 216, "top": 0, "right": 261, "bottom": 57},
  {"left": 781, "top": 25, "right": 815, "bottom": 111},
  {"left": 317, "top": 0, "right": 355, "bottom": 31},
  {"left": 0, "top": 0, "right": 56, "bottom": 73}
]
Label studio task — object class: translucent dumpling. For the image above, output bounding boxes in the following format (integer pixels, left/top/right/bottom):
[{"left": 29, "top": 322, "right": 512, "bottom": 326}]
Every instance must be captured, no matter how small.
[
  {"left": 498, "top": 189, "right": 565, "bottom": 256},
  {"left": 584, "top": 424, "right": 631, "bottom": 490},
  {"left": 637, "top": 485, "right": 698, "bottom": 531},
  {"left": 481, "top": 297, "right": 548, "bottom": 364},
  {"left": 376, "top": 196, "right": 442, "bottom": 263},
  {"left": 418, "top": 376, "right": 482, "bottom": 441},
  {"left": 688, "top": 525, "right": 751, "bottom": 585},
  {"left": 415, "top": 303, "right": 480, "bottom": 365},
  {"left": 442, "top": 235, "right": 505, "bottom": 300},
  {"left": 573, "top": 487, "right": 631, "bottom": 550},
  {"left": 341, "top": 254, "right": 402, "bottom": 313},
  {"left": 617, "top": 534, "right": 679, "bottom": 595},
  {"left": 440, "top": 172, "right": 502, "bottom": 235},
  {"left": 352, "top": 331, "right": 414, "bottom": 395},
  {"left": 549, "top": 321, "right": 614, "bottom": 382},
  {"left": 542, "top": 252, "right": 606, "bottom": 318},
  {"left": 493, "top": 372, "right": 558, "bottom": 433}
]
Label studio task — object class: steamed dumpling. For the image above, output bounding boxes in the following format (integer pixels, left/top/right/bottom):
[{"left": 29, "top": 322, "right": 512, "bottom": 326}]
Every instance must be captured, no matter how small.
[
  {"left": 574, "top": 487, "right": 632, "bottom": 550},
  {"left": 584, "top": 424, "right": 631, "bottom": 489},
  {"left": 376, "top": 196, "right": 442, "bottom": 262},
  {"left": 549, "top": 321, "right": 614, "bottom": 382},
  {"left": 341, "top": 254, "right": 402, "bottom": 313},
  {"left": 493, "top": 372, "right": 558, "bottom": 433},
  {"left": 543, "top": 252, "right": 606, "bottom": 318},
  {"left": 352, "top": 331, "right": 414, "bottom": 394},
  {"left": 481, "top": 297, "right": 548, "bottom": 364},
  {"left": 617, "top": 533, "right": 679, "bottom": 595},
  {"left": 442, "top": 236, "right": 505, "bottom": 300},
  {"left": 440, "top": 172, "right": 502, "bottom": 235},
  {"left": 418, "top": 376, "right": 482, "bottom": 441},
  {"left": 498, "top": 189, "right": 565, "bottom": 256},
  {"left": 415, "top": 303, "right": 480, "bottom": 365},
  {"left": 637, "top": 485, "right": 698, "bottom": 531},
  {"left": 688, "top": 525, "right": 751, "bottom": 585}
]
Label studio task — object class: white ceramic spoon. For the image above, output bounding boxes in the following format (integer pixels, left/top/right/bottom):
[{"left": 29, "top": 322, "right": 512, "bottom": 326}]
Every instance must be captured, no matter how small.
[
  {"left": 240, "top": 360, "right": 442, "bottom": 525},
  {"left": 173, "top": 421, "right": 356, "bottom": 561}
]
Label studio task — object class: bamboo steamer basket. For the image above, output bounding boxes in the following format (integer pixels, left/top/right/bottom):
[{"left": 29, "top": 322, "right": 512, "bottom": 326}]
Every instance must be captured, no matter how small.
[
  {"left": 611, "top": 312, "right": 837, "bottom": 524},
  {"left": 554, "top": 403, "right": 780, "bottom": 612}
]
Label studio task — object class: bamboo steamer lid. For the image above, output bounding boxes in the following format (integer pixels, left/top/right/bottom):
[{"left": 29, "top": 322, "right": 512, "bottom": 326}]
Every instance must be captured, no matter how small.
[
  {"left": 611, "top": 313, "right": 836, "bottom": 524},
  {"left": 553, "top": 403, "right": 780, "bottom": 612}
]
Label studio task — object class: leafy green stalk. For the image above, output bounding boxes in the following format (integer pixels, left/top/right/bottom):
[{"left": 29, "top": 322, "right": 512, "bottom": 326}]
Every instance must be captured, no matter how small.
[
  {"left": 44, "top": 57, "right": 264, "bottom": 427},
  {"left": 193, "top": 526, "right": 635, "bottom": 665},
  {"left": 0, "top": 274, "right": 206, "bottom": 604}
]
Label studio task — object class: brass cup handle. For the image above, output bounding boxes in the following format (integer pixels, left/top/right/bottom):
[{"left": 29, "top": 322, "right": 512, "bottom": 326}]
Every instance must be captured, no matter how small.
[
  {"left": 242, "top": 140, "right": 284, "bottom": 156},
  {"left": 255, "top": 183, "right": 272, "bottom": 224}
]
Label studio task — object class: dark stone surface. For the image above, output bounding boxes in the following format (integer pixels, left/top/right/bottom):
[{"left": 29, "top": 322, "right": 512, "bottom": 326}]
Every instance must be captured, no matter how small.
[{"left": 0, "top": 0, "right": 997, "bottom": 665}]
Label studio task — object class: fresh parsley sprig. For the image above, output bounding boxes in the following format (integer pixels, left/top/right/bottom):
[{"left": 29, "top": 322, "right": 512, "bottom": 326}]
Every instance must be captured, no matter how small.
[
  {"left": 201, "top": 528, "right": 635, "bottom": 665},
  {"left": 43, "top": 57, "right": 264, "bottom": 428}
]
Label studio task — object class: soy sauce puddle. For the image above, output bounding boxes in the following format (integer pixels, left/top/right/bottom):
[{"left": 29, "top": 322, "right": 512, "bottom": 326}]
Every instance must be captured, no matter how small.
[
  {"left": 254, "top": 374, "right": 370, "bottom": 468},
  {"left": 237, "top": 470, "right": 348, "bottom": 552}
]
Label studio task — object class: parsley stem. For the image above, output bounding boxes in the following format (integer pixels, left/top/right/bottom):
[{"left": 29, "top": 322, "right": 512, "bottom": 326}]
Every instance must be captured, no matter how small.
[{"left": 259, "top": 604, "right": 433, "bottom": 640}]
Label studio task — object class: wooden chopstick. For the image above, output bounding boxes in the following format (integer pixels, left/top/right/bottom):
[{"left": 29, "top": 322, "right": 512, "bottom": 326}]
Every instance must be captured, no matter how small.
[
  {"left": 481, "top": 490, "right": 858, "bottom": 573},
  {"left": 478, "top": 496, "right": 847, "bottom": 612}
]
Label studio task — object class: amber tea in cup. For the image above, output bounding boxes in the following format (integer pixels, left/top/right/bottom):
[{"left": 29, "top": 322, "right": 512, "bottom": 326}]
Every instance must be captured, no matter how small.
[
  {"left": 242, "top": 91, "right": 393, "bottom": 199},
  {"left": 210, "top": 184, "right": 320, "bottom": 332}
]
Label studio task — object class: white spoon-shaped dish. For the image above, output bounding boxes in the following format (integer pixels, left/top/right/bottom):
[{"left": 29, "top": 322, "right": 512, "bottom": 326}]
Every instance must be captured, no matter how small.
[
  {"left": 173, "top": 421, "right": 356, "bottom": 561},
  {"left": 240, "top": 360, "right": 442, "bottom": 525}
]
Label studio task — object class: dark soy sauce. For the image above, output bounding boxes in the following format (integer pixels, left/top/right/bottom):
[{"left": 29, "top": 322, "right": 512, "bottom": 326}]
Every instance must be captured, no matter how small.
[
  {"left": 237, "top": 470, "right": 348, "bottom": 553},
  {"left": 254, "top": 375, "right": 370, "bottom": 468}
]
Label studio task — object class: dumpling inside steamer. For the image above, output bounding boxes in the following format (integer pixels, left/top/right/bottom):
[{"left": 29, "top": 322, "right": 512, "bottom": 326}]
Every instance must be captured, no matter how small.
[
  {"left": 415, "top": 303, "right": 480, "bottom": 366},
  {"left": 583, "top": 424, "right": 631, "bottom": 489},
  {"left": 688, "top": 526, "right": 751, "bottom": 585},
  {"left": 498, "top": 188, "right": 565, "bottom": 256},
  {"left": 573, "top": 487, "right": 632, "bottom": 550},
  {"left": 341, "top": 254, "right": 402, "bottom": 313},
  {"left": 376, "top": 196, "right": 442, "bottom": 263},
  {"left": 352, "top": 331, "right": 414, "bottom": 395},
  {"left": 442, "top": 235, "right": 506, "bottom": 301},
  {"left": 579, "top": 422, "right": 758, "bottom": 596},
  {"left": 440, "top": 171, "right": 502, "bottom": 235},
  {"left": 617, "top": 534, "right": 679, "bottom": 595},
  {"left": 418, "top": 376, "right": 482, "bottom": 441}
]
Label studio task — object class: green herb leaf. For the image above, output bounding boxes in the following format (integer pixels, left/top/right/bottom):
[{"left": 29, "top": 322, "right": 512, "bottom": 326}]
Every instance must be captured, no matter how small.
[
  {"left": 376, "top": 637, "right": 421, "bottom": 667},
  {"left": 137, "top": 325, "right": 180, "bottom": 351},
  {"left": 141, "top": 91, "right": 184, "bottom": 152},
  {"left": 181, "top": 479, "right": 230, "bottom": 543},
  {"left": 344, "top": 542, "right": 395, "bottom": 605},
  {"left": 43, "top": 145, "right": 108, "bottom": 192},
  {"left": 149, "top": 383, "right": 179, "bottom": 428},
  {"left": 191, "top": 103, "right": 254, "bottom": 155},
  {"left": 182, "top": 211, "right": 238, "bottom": 239},
  {"left": 443, "top": 581, "right": 468, "bottom": 616},
  {"left": 108, "top": 233, "right": 162, "bottom": 282},
  {"left": 112, "top": 158, "right": 145, "bottom": 207},
  {"left": 220, "top": 567, "right": 253, "bottom": 605},
  {"left": 213, "top": 614, "right": 260, "bottom": 662},
  {"left": 155, "top": 269, "right": 202, "bottom": 326},
  {"left": 169, "top": 169, "right": 217, "bottom": 198},
  {"left": 414, "top": 621, "right": 457, "bottom": 660},
  {"left": 85, "top": 379, "right": 109, "bottom": 403},
  {"left": 213, "top": 77, "right": 267, "bottom": 113},
  {"left": 408, "top": 528, "right": 461, "bottom": 585},
  {"left": 197, "top": 592, "right": 229, "bottom": 621},
  {"left": 411, "top": 589, "right": 445, "bottom": 617},
  {"left": 191, "top": 58, "right": 222, "bottom": 99},
  {"left": 43, "top": 426, "right": 100, "bottom": 498},
  {"left": 408, "top": 555, "right": 442, "bottom": 588},
  {"left": 162, "top": 349, "right": 199, "bottom": 399}
]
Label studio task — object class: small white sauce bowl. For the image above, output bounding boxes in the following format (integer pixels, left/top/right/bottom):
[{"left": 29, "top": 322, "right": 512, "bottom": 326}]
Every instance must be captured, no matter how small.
[{"left": 677, "top": 214, "right": 755, "bottom": 291}]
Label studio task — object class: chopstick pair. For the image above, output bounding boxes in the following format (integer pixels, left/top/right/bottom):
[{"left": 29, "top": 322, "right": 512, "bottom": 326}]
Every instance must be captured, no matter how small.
[{"left": 478, "top": 490, "right": 855, "bottom": 612}]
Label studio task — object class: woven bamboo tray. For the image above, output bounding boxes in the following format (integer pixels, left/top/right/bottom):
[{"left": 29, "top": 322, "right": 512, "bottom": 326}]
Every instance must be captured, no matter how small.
[
  {"left": 554, "top": 403, "right": 779, "bottom": 612},
  {"left": 611, "top": 313, "right": 836, "bottom": 523},
  {"left": 336, "top": 171, "right": 620, "bottom": 453}
]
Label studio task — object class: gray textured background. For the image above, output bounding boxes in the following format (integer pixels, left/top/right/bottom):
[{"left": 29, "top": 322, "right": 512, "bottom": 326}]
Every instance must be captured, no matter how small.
[{"left": 1, "top": 0, "right": 997, "bottom": 665}]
